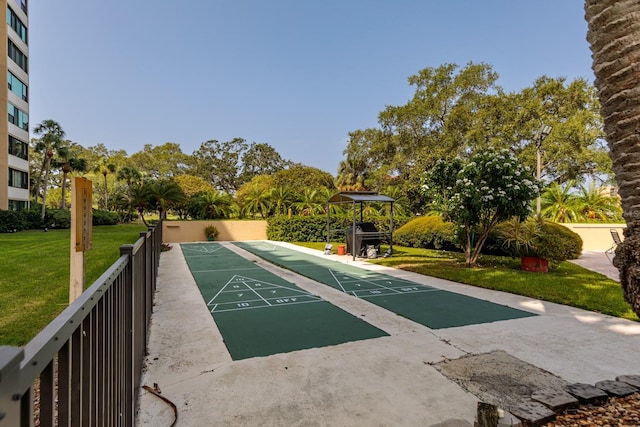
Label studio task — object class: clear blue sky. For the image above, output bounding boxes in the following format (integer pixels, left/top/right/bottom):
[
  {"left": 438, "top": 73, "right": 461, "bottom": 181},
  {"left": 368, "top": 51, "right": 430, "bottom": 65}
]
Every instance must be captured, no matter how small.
[{"left": 29, "top": 1, "right": 593, "bottom": 175}]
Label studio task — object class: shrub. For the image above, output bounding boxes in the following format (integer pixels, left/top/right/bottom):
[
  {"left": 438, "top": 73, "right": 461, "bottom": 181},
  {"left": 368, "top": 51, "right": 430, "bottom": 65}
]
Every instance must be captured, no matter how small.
[
  {"left": 494, "top": 219, "right": 583, "bottom": 262},
  {"left": 0, "top": 210, "right": 26, "bottom": 232},
  {"left": 47, "top": 209, "right": 71, "bottom": 229},
  {"left": 539, "top": 222, "right": 583, "bottom": 260},
  {"left": 267, "top": 215, "right": 410, "bottom": 242},
  {"left": 93, "top": 209, "right": 119, "bottom": 226},
  {"left": 393, "top": 215, "right": 458, "bottom": 250}
]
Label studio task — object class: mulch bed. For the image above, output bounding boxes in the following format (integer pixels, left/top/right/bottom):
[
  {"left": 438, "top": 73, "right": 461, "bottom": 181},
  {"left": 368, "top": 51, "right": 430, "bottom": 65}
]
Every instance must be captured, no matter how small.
[{"left": 544, "top": 392, "right": 640, "bottom": 426}]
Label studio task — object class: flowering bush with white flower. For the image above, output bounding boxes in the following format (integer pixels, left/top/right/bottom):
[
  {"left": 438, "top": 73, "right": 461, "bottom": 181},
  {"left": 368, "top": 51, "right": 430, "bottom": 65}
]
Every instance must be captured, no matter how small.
[{"left": 422, "top": 148, "right": 540, "bottom": 266}]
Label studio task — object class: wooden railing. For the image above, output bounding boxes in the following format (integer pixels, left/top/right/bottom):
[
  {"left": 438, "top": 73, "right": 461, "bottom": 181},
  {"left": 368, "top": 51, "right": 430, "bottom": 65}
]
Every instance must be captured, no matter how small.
[{"left": 0, "top": 221, "right": 162, "bottom": 426}]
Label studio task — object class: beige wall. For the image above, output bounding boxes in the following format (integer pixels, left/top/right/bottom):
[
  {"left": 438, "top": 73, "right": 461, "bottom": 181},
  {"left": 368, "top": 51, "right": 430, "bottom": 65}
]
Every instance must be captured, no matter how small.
[
  {"left": 163, "top": 220, "right": 268, "bottom": 242},
  {"left": 163, "top": 220, "right": 624, "bottom": 251},
  {"left": 560, "top": 223, "right": 625, "bottom": 251}
]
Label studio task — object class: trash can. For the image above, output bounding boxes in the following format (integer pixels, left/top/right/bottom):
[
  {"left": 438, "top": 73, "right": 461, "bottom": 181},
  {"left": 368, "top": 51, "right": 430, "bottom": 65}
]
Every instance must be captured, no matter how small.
[{"left": 337, "top": 245, "right": 346, "bottom": 255}]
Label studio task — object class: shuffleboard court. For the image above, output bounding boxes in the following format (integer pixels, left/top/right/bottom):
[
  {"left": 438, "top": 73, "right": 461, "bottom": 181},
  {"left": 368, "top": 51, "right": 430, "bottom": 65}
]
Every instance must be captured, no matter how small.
[
  {"left": 180, "top": 243, "right": 388, "bottom": 360},
  {"left": 233, "top": 242, "right": 536, "bottom": 329}
]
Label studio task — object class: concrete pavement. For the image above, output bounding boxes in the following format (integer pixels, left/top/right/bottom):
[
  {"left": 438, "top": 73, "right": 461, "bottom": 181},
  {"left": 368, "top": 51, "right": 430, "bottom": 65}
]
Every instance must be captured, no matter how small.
[
  {"left": 137, "top": 243, "right": 639, "bottom": 426},
  {"left": 569, "top": 250, "right": 620, "bottom": 281}
]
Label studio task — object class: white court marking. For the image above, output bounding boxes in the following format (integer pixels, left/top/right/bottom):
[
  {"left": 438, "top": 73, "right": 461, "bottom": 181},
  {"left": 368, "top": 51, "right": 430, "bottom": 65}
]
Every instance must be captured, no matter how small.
[
  {"left": 328, "top": 269, "right": 439, "bottom": 298},
  {"left": 207, "top": 274, "right": 323, "bottom": 313},
  {"left": 181, "top": 243, "right": 225, "bottom": 254}
]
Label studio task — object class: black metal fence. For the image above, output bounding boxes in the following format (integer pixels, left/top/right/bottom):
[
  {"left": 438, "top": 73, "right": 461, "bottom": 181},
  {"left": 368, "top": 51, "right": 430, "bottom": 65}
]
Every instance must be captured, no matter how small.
[{"left": 0, "top": 222, "right": 162, "bottom": 426}]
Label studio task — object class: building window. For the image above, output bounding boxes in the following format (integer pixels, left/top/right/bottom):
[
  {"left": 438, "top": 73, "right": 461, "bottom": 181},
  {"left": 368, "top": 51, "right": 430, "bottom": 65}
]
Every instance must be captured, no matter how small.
[
  {"left": 8, "top": 199, "right": 27, "bottom": 211},
  {"left": 6, "top": 6, "right": 27, "bottom": 44},
  {"left": 8, "top": 167, "right": 28, "bottom": 189},
  {"left": 8, "top": 39, "right": 28, "bottom": 73},
  {"left": 8, "top": 102, "right": 28, "bottom": 130},
  {"left": 7, "top": 70, "right": 27, "bottom": 101},
  {"left": 9, "top": 135, "right": 27, "bottom": 160}
]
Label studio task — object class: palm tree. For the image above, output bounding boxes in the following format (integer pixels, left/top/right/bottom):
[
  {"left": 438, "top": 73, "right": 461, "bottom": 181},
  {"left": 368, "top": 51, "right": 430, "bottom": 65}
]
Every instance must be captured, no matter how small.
[
  {"left": 53, "top": 142, "right": 88, "bottom": 209},
  {"left": 540, "top": 181, "right": 582, "bottom": 223},
  {"left": 293, "top": 188, "right": 324, "bottom": 216},
  {"left": 93, "top": 157, "right": 117, "bottom": 209},
  {"left": 149, "top": 180, "right": 185, "bottom": 219},
  {"left": 199, "top": 191, "right": 234, "bottom": 219},
  {"left": 129, "top": 182, "right": 154, "bottom": 227},
  {"left": 116, "top": 166, "right": 142, "bottom": 221},
  {"left": 33, "top": 120, "right": 66, "bottom": 220},
  {"left": 269, "top": 186, "right": 295, "bottom": 216},
  {"left": 574, "top": 182, "right": 623, "bottom": 222},
  {"left": 242, "top": 186, "right": 271, "bottom": 219},
  {"left": 585, "top": 0, "right": 640, "bottom": 316}
]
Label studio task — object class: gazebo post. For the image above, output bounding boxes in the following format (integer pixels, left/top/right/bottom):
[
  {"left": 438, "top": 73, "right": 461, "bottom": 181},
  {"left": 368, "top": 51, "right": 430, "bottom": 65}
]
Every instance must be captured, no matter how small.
[
  {"left": 352, "top": 200, "right": 357, "bottom": 260},
  {"left": 326, "top": 202, "right": 330, "bottom": 245}
]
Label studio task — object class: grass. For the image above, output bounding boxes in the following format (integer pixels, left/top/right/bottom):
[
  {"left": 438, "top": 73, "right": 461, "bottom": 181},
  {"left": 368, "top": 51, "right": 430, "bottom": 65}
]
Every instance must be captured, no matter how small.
[
  {"left": 295, "top": 242, "right": 638, "bottom": 322},
  {"left": 0, "top": 224, "right": 147, "bottom": 346}
]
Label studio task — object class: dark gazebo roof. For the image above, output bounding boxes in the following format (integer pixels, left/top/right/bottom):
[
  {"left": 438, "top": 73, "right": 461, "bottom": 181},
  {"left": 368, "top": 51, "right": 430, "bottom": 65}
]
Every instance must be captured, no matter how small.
[{"left": 327, "top": 191, "right": 395, "bottom": 204}]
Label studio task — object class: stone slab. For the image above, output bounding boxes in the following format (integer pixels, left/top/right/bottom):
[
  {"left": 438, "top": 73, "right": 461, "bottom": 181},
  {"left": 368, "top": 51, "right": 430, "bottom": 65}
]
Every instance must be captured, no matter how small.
[
  {"left": 498, "top": 411, "right": 522, "bottom": 427},
  {"left": 508, "top": 401, "right": 556, "bottom": 426},
  {"left": 531, "top": 388, "right": 579, "bottom": 411},
  {"left": 595, "top": 379, "right": 638, "bottom": 397},
  {"left": 564, "top": 383, "right": 608, "bottom": 404},
  {"left": 617, "top": 374, "right": 640, "bottom": 389}
]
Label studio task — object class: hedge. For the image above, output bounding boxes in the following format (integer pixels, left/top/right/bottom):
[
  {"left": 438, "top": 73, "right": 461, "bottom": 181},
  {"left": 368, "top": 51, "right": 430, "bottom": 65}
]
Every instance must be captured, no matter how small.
[
  {"left": 267, "top": 215, "right": 410, "bottom": 242},
  {"left": 393, "top": 216, "right": 582, "bottom": 261},
  {"left": 0, "top": 207, "right": 120, "bottom": 232},
  {"left": 393, "top": 216, "right": 458, "bottom": 250}
]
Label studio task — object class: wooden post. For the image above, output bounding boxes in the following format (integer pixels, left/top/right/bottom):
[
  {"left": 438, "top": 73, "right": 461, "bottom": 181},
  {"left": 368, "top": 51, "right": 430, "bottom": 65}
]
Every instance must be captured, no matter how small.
[{"left": 70, "top": 177, "right": 92, "bottom": 303}]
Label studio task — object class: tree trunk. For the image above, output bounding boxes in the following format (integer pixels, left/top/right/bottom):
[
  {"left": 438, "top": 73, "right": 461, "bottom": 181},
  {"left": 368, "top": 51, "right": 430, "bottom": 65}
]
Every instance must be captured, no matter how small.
[
  {"left": 103, "top": 173, "right": 108, "bottom": 209},
  {"left": 41, "top": 156, "right": 52, "bottom": 220},
  {"left": 585, "top": 0, "right": 640, "bottom": 316},
  {"left": 60, "top": 164, "right": 70, "bottom": 210}
]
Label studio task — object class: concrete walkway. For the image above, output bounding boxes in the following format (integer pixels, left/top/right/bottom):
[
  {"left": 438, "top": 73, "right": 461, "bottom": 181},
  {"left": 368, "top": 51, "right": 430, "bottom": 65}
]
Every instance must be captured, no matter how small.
[
  {"left": 569, "top": 250, "right": 620, "bottom": 281},
  {"left": 137, "top": 244, "right": 639, "bottom": 426}
]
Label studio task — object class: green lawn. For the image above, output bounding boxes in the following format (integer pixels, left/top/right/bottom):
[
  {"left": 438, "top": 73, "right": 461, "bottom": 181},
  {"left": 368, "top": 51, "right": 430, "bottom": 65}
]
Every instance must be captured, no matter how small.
[
  {"left": 0, "top": 224, "right": 147, "bottom": 346},
  {"left": 295, "top": 242, "right": 638, "bottom": 322}
]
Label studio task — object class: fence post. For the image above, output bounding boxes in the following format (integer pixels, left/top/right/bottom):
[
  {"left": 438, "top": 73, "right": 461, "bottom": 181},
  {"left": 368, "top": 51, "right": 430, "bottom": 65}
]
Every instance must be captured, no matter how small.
[
  {"left": 0, "top": 346, "right": 25, "bottom": 426},
  {"left": 119, "top": 244, "right": 135, "bottom": 425}
]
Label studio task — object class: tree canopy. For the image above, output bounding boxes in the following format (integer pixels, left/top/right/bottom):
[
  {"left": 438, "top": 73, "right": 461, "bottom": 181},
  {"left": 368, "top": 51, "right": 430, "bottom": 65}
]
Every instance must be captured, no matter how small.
[{"left": 338, "top": 62, "right": 610, "bottom": 214}]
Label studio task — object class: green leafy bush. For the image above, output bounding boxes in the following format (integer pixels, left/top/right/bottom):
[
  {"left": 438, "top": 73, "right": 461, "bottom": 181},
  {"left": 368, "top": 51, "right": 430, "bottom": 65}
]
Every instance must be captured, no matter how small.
[
  {"left": 92, "top": 209, "right": 119, "bottom": 226},
  {"left": 47, "top": 209, "right": 71, "bottom": 229},
  {"left": 267, "top": 215, "right": 410, "bottom": 242},
  {"left": 0, "top": 210, "right": 26, "bottom": 232},
  {"left": 493, "top": 219, "right": 583, "bottom": 262},
  {"left": 393, "top": 215, "right": 458, "bottom": 250},
  {"left": 538, "top": 222, "right": 583, "bottom": 261}
]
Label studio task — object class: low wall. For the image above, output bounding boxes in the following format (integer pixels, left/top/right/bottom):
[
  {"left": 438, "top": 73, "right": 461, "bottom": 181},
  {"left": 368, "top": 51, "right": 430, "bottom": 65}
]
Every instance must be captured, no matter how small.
[
  {"left": 560, "top": 223, "right": 625, "bottom": 251},
  {"left": 163, "top": 220, "right": 268, "bottom": 242},
  {"left": 162, "top": 220, "right": 624, "bottom": 251}
]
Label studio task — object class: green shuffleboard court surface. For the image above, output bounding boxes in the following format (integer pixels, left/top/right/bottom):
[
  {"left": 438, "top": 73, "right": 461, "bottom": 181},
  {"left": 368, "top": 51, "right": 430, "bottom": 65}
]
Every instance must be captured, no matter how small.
[
  {"left": 180, "top": 243, "right": 388, "bottom": 360},
  {"left": 233, "top": 242, "right": 536, "bottom": 329}
]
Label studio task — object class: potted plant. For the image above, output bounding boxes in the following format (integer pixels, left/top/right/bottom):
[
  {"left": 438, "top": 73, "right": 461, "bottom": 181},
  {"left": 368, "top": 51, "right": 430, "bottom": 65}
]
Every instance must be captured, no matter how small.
[
  {"left": 498, "top": 218, "right": 553, "bottom": 273},
  {"left": 204, "top": 224, "right": 219, "bottom": 241}
]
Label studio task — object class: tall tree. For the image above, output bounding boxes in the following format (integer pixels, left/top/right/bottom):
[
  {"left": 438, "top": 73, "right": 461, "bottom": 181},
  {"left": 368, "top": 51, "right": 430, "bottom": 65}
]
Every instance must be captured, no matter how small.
[
  {"left": 585, "top": 0, "right": 640, "bottom": 316},
  {"left": 129, "top": 142, "right": 188, "bottom": 179},
  {"left": 239, "top": 142, "right": 291, "bottom": 186},
  {"left": 116, "top": 166, "right": 142, "bottom": 220},
  {"left": 33, "top": 120, "right": 66, "bottom": 219},
  {"left": 53, "top": 141, "right": 88, "bottom": 209},
  {"left": 336, "top": 129, "right": 384, "bottom": 191},
  {"left": 190, "top": 138, "right": 248, "bottom": 193},
  {"left": 93, "top": 157, "right": 117, "bottom": 209}
]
